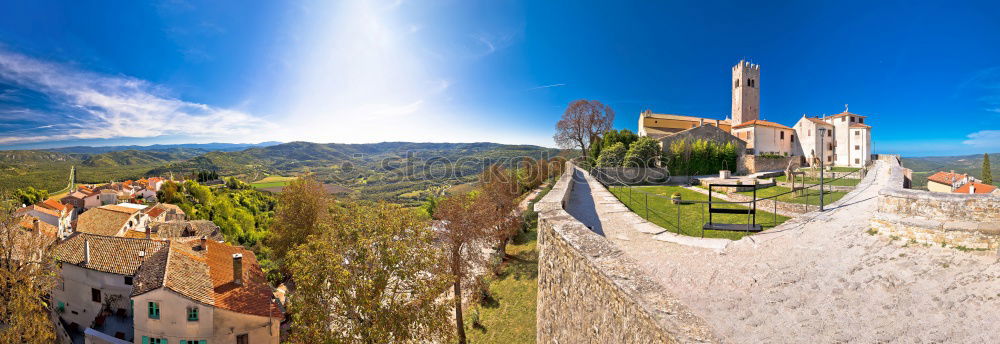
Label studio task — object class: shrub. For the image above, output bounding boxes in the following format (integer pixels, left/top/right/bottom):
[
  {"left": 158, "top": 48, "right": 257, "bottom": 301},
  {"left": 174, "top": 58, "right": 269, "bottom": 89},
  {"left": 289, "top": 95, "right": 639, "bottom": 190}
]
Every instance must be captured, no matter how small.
[
  {"left": 664, "top": 139, "right": 737, "bottom": 175},
  {"left": 596, "top": 142, "right": 627, "bottom": 167},
  {"left": 624, "top": 136, "right": 661, "bottom": 168}
]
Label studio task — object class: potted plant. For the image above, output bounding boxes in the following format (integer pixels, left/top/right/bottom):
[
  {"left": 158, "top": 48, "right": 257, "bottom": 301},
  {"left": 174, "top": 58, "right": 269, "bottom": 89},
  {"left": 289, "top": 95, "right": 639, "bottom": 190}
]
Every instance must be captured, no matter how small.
[{"left": 671, "top": 192, "right": 682, "bottom": 204}]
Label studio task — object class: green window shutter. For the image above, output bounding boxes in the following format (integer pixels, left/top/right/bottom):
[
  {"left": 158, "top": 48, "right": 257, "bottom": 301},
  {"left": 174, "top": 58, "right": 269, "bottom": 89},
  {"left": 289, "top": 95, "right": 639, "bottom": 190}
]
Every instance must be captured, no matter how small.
[
  {"left": 200, "top": 341, "right": 206, "bottom": 344},
  {"left": 141, "top": 336, "right": 148, "bottom": 344}
]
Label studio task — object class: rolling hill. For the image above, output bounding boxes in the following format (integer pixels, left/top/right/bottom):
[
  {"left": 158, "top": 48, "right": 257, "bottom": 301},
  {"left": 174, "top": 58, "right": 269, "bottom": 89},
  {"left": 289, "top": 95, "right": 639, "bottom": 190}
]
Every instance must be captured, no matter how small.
[{"left": 2, "top": 141, "right": 568, "bottom": 205}]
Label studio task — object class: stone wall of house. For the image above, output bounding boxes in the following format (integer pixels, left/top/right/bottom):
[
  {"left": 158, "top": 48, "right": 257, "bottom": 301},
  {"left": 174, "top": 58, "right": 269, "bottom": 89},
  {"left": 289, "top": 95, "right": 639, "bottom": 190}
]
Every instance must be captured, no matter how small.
[
  {"left": 737, "top": 155, "right": 800, "bottom": 175},
  {"left": 870, "top": 161, "right": 1000, "bottom": 251},
  {"left": 535, "top": 163, "right": 718, "bottom": 343},
  {"left": 658, "top": 124, "right": 746, "bottom": 156}
]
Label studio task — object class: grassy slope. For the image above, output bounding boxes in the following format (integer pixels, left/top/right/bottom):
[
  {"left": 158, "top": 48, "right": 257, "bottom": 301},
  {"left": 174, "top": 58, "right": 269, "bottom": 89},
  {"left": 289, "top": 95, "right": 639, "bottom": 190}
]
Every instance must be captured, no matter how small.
[
  {"left": 466, "top": 226, "right": 538, "bottom": 343},
  {"left": 610, "top": 185, "right": 789, "bottom": 240}
]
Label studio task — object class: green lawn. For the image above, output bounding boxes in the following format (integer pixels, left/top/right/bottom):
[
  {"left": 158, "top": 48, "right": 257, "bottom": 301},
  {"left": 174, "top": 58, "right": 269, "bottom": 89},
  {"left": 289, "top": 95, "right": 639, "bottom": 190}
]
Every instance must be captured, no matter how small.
[
  {"left": 610, "top": 186, "right": 789, "bottom": 240},
  {"left": 797, "top": 166, "right": 861, "bottom": 173},
  {"left": 779, "top": 175, "right": 860, "bottom": 186},
  {"left": 466, "top": 220, "right": 538, "bottom": 343},
  {"left": 737, "top": 185, "right": 847, "bottom": 206}
]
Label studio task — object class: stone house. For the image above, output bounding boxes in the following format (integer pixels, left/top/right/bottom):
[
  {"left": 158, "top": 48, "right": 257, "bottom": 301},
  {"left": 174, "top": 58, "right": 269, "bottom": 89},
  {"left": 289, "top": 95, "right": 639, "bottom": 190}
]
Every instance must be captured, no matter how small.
[
  {"left": 792, "top": 116, "right": 835, "bottom": 166},
  {"left": 131, "top": 239, "right": 282, "bottom": 343},
  {"left": 953, "top": 182, "right": 998, "bottom": 194},
  {"left": 75, "top": 205, "right": 146, "bottom": 237},
  {"left": 926, "top": 171, "right": 975, "bottom": 193},
  {"left": 731, "top": 119, "right": 795, "bottom": 156},
  {"left": 821, "top": 111, "right": 872, "bottom": 167}
]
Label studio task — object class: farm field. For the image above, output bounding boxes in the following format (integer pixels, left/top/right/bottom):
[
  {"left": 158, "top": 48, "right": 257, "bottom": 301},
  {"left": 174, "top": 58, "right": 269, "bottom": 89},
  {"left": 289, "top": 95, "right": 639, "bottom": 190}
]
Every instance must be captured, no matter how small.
[{"left": 250, "top": 175, "right": 297, "bottom": 189}]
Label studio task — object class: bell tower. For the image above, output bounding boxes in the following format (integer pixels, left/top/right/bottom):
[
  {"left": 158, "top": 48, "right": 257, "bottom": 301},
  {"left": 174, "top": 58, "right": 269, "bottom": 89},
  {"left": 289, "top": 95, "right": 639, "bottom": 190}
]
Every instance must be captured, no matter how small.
[{"left": 731, "top": 60, "right": 760, "bottom": 125}]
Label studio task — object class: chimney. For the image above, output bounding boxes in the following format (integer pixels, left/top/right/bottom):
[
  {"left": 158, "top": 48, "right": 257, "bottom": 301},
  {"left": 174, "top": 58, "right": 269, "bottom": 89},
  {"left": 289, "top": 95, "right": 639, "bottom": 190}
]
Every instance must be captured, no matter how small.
[
  {"left": 232, "top": 253, "right": 243, "bottom": 286},
  {"left": 969, "top": 184, "right": 975, "bottom": 194},
  {"left": 200, "top": 237, "right": 207, "bottom": 252},
  {"left": 84, "top": 238, "right": 90, "bottom": 265},
  {"left": 32, "top": 218, "right": 39, "bottom": 233}
]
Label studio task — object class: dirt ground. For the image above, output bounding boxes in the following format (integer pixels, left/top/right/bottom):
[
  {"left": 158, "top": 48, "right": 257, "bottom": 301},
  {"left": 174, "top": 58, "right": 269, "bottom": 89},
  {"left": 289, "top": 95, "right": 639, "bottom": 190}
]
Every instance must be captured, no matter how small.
[{"left": 566, "top": 162, "right": 1000, "bottom": 343}]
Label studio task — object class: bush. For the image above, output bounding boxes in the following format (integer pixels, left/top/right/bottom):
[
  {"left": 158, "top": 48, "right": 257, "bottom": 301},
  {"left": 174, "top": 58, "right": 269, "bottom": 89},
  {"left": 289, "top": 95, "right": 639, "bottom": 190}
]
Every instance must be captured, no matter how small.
[
  {"left": 664, "top": 139, "right": 737, "bottom": 175},
  {"left": 624, "top": 137, "right": 661, "bottom": 168},
  {"left": 596, "top": 142, "right": 627, "bottom": 167}
]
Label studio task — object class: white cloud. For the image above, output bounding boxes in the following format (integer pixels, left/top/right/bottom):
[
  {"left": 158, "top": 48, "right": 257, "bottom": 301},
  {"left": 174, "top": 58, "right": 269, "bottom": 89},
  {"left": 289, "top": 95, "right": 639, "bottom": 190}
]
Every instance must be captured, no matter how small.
[
  {"left": 0, "top": 49, "right": 274, "bottom": 145},
  {"left": 527, "top": 83, "right": 566, "bottom": 90},
  {"left": 962, "top": 130, "right": 1000, "bottom": 148}
]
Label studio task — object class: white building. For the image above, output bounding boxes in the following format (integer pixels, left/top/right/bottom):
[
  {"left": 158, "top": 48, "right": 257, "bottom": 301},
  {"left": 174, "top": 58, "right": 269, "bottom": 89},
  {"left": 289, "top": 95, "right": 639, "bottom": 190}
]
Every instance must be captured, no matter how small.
[
  {"left": 731, "top": 120, "right": 795, "bottom": 156},
  {"left": 792, "top": 116, "right": 835, "bottom": 166}
]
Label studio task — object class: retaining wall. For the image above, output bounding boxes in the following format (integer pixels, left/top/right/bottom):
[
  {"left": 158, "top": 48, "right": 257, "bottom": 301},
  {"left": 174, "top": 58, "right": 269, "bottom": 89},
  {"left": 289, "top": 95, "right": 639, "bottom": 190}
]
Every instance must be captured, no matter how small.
[
  {"left": 870, "top": 161, "right": 1000, "bottom": 250},
  {"left": 737, "top": 155, "right": 800, "bottom": 175},
  {"left": 535, "top": 163, "right": 717, "bottom": 343},
  {"left": 592, "top": 167, "right": 671, "bottom": 185}
]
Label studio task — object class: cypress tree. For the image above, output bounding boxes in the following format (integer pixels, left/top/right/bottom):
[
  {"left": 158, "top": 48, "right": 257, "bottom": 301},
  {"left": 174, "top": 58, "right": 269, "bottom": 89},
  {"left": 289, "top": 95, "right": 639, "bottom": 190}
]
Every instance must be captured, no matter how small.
[{"left": 983, "top": 153, "right": 993, "bottom": 185}]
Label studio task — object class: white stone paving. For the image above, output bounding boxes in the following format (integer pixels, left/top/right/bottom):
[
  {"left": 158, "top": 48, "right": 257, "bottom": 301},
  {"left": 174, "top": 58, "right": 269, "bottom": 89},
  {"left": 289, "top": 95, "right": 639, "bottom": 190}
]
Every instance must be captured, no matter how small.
[{"left": 564, "top": 161, "right": 1000, "bottom": 343}]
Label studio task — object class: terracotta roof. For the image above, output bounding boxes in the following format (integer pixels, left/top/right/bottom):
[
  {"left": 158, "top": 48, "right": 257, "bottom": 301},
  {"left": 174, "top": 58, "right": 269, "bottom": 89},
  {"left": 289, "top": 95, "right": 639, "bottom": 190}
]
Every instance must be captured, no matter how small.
[
  {"left": 953, "top": 182, "right": 997, "bottom": 194},
  {"left": 54, "top": 233, "right": 168, "bottom": 275},
  {"left": 38, "top": 199, "right": 67, "bottom": 212},
  {"left": 131, "top": 239, "right": 283, "bottom": 319},
  {"left": 149, "top": 220, "right": 223, "bottom": 241},
  {"left": 143, "top": 203, "right": 183, "bottom": 219},
  {"left": 927, "top": 171, "right": 967, "bottom": 186},
  {"left": 23, "top": 205, "right": 60, "bottom": 218},
  {"left": 75, "top": 206, "right": 136, "bottom": 236},
  {"left": 204, "top": 240, "right": 283, "bottom": 318},
  {"left": 804, "top": 117, "right": 833, "bottom": 126},
  {"left": 732, "top": 119, "right": 791, "bottom": 129},
  {"left": 643, "top": 113, "right": 731, "bottom": 123},
  {"left": 825, "top": 111, "right": 867, "bottom": 119},
  {"left": 18, "top": 217, "right": 58, "bottom": 237},
  {"left": 849, "top": 123, "right": 871, "bottom": 128}
]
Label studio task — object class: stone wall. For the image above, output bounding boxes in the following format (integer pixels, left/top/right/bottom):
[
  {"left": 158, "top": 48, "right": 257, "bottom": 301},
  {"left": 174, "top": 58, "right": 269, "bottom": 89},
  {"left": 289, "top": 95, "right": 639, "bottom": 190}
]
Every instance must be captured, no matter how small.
[
  {"left": 657, "top": 124, "right": 746, "bottom": 155},
  {"left": 535, "top": 163, "right": 718, "bottom": 343},
  {"left": 870, "top": 161, "right": 1000, "bottom": 250},
  {"left": 724, "top": 191, "right": 811, "bottom": 216},
  {"left": 737, "top": 155, "right": 800, "bottom": 174}
]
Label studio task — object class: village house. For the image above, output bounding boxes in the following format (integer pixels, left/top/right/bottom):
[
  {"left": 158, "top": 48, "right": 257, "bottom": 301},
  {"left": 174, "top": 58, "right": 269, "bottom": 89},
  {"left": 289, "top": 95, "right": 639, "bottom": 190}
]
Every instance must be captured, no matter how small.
[
  {"left": 953, "top": 181, "right": 998, "bottom": 194},
  {"left": 75, "top": 204, "right": 147, "bottom": 237},
  {"left": 131, "top": 239, "right": 283, "bottom": 343},
  {"left": 926, "top": 171, "right": 977, "bottom": 193},
  {"left": 731, "top": 119, "right": 795, "bottom": 156}
]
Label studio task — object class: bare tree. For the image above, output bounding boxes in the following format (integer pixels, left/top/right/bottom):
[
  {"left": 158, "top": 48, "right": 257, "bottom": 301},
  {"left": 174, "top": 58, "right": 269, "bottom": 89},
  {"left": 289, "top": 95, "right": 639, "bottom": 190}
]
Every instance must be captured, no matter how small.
[
  {"left": 434, "top": 193, "right": 491, "bottom": 344},
  {"left": 554, "top": 99, "right": 616, "bottom": 157},
  {"left": 0, "top": 193, "right": 57, "bottom": 343}
]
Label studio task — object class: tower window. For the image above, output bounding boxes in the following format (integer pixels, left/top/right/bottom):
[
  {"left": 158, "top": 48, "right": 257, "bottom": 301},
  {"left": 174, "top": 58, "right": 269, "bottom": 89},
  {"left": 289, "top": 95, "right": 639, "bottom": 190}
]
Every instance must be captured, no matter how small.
[
  {"left": 780, "top": 131, "right": 785, "bottom": 139},
  {"left": 734, "top": 79, "right": 739, "bottom": 88}
]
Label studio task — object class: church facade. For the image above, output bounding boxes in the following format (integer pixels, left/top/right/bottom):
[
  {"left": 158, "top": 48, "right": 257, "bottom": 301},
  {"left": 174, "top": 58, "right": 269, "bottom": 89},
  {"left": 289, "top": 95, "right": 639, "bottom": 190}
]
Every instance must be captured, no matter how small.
[{"left": 637, "top": 60, "right": 873, "bottom": 168}]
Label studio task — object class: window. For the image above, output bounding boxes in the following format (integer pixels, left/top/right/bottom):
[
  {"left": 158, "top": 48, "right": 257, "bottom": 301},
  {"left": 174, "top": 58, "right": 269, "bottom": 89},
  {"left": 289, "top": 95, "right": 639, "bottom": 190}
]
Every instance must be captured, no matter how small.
[
  {"left": 91, "top": 288, "right": 101, "bottom": 303},
  {"left": 855, "top": 131, "right": 860, "bottom": 136},
  {"left": 850, "top": 116, "right": 855, "bottom": 122},
  {"left": 187, "top": 307, "right": 199, "bottom": 321},
  {"left": 808, "top": 129, "right": 811, "bottom": 136},
  {"left": 842, "top": 117, "right": 847, "bottom": 122},
  {"left": 148, "top": 302, "right": 159, "bottom": 319},
  {"left": 734, "top": 79, "right": 739, "bottom": 88},
  {"left": 859, "top": 118, "right": 864, "bottom": 123},
  {"left": 237, "top": 334, "right": 249, "bottom": 344},
  {"left": 855, "top": 158, "right": 860, "bottom": 164},
  {"left": 180, "top": 340, "right": 206, "bottom": 344},
  {"left": 141, "top": 337, "right": 166, "bottom": 344},
  {"left": 780, "top": 131, "right": 785, "bottom": 139},
  {"left": 791, "top": 134, "right": 795, "bottom": 143},
  {"left": 855, "top": 145, "right": 860, "bottom": 150},
  {"left": 827, "top": 156, "right": 832, "bottom": 162},
  {"left": 827, "top": 130, "right": 832, "bottom": 137},
  {"left": 124, "top": 276, "right": 133, "bottom": 285}
]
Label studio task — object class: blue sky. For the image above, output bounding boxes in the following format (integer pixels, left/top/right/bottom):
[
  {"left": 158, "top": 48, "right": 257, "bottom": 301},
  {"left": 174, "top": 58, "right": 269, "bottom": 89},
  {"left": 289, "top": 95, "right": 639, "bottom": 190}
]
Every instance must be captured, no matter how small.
[{"left": 0, "top": 0, "right": 998, "bottom": 156}]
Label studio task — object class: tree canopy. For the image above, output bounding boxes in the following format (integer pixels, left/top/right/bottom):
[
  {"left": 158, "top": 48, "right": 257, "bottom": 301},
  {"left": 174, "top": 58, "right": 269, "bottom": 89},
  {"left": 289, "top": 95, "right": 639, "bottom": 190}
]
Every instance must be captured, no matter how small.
[{"left": 554, "top": 99, "right": 615, "bottom": 156}]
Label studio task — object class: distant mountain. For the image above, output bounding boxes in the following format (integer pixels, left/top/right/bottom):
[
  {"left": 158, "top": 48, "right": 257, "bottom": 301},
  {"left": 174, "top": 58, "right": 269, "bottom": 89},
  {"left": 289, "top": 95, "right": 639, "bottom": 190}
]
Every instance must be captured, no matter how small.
[
  {"left": 901, "top": 153, "right": 998, "bottom": 188},
  {"left": 44, "top": 141, "right": 283, "bottom": 154}
]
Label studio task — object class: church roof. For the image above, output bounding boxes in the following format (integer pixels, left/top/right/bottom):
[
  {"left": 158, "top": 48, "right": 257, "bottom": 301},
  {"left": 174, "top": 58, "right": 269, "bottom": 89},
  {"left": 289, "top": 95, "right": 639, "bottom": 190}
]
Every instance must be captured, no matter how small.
[
  {"left": 825, "top": 111, "right": 867, "bottom": 119},
  {"left": 642, "top": 112, "right": 731, "bottom": 124},
  {"left": 732, "top": 119, "right": 791, "bottom": 129}
]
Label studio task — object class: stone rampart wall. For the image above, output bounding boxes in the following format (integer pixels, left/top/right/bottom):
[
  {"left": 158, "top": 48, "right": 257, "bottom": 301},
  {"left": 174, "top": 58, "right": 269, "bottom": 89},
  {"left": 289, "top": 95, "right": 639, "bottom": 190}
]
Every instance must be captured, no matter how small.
[
  {"left": 592, "top": 167, "right": 670, "bottom": 186},
  {"left": 535, "top": 163, "right": 718, "bottom": 343},
  {"left": 871, "top": 160, "right": 1000, "bottom": 250}
]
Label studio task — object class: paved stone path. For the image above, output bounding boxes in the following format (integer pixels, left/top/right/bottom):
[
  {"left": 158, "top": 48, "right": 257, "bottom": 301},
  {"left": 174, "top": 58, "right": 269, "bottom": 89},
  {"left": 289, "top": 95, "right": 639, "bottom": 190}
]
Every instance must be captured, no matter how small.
[{"left": 564, "top": 161, "right": 1000, "bottom": 343}]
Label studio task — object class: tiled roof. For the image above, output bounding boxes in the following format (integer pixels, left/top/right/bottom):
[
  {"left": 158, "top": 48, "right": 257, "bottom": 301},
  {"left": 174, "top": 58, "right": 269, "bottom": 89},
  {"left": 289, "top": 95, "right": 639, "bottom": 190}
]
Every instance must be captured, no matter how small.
[
  {"left": 849, "top": 123, "right": 871, "bottom": 128},
  {"left": 75, "top": 206, "right": 136, "bottom": 236},
  {"left": 19, "top": 217, "right": 58, "bottom": 237},
  {"left": 39, "top": 199, "right": 67, "bottom": 212},
  {"left": 643, "top": 113, "right": 731, "bottom": 124},
  {"left": 953, "top": 182, "right": 997, "bottom": 194},
  {"left": 24, "top": 205, "right": 60, "bottom": 217},
  {"left": 825, "top": 111, "right": 867, "bottom": 119},
  {"left": 150, "top": 220, "right": 223, "bottom": 241},
  {"left": 804, "top": 118, "right": 833, "bottom": 126},
  {"left": 204, "top": 240, "right": 283, "bottom": 318},
  {"left": 927, "top": 171, "right": 967, "bottom": 186},
  {"left": 131, "top": 239, "right": 283, "bottom": 318},
  {"left": 732, "top": 119, "right": 791, "bottom": 129},
  {"left": 54, "top": 233, "right": 168, "bottom": 275}
]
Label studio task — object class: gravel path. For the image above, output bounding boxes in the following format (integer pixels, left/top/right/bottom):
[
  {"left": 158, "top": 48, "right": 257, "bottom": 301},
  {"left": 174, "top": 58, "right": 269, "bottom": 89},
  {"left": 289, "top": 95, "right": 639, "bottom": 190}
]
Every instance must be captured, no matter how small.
[{"left": 565, "top": 162, "right": 1000, "bottom": 343}]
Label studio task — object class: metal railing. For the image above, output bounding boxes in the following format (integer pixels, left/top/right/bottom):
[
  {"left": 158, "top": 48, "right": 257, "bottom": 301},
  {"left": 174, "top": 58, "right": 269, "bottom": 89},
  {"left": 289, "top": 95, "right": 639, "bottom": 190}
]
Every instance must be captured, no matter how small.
[{"left": 589, "top": 160, "right": 874, "bottom": 237}]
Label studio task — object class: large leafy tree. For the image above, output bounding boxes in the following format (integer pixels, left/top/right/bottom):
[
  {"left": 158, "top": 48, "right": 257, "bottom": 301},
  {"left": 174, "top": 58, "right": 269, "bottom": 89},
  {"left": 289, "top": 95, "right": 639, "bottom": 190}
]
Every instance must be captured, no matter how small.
[
  {"left": 287, "top": 202, "right": 451, "bottom": 343},
  {"left": 0, "top": 192, "right": 57, "bottom": 343},
  {"left": 596, "top": 142, "right": 627, "bottom": 167},
  {"left": 983, "top": 153, "right": 993, "bottom": 185},
  {"left": 268, "top": 177, "right": 331, "bottom": 267},
  {"left": 554, "top": 99, "right": 615, "bottom": 157},
  {"left": 13, "top": 187, "right": 47, "bottom": 206},
  {"left": 434, "top": 193, "right": 492, "bottom": 344}
]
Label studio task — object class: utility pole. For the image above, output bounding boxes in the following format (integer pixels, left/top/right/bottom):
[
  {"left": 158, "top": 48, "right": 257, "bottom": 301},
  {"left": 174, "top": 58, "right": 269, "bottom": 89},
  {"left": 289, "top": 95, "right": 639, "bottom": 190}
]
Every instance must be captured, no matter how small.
[{"left": 818, "top": 128, "right": 826, "bottom": 211}]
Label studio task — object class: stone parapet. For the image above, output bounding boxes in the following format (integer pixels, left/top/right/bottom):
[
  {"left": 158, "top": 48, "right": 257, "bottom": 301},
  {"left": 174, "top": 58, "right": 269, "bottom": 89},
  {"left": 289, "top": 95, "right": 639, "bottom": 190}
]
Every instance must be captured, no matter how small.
[
  {"left": 737, "top": 155, "right": 800, "bottom": 175},
  {"left": 535, "top": 163, "right": 718, "bottom": 343},
  {"left": 871, "top": 160, "right": 1000, "bottom": 251}
]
